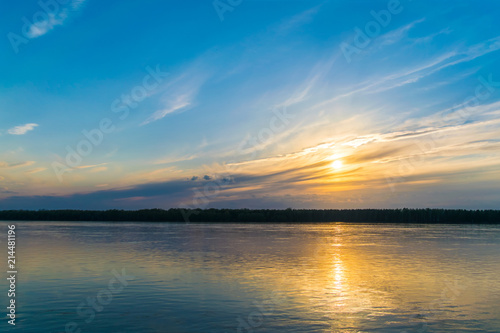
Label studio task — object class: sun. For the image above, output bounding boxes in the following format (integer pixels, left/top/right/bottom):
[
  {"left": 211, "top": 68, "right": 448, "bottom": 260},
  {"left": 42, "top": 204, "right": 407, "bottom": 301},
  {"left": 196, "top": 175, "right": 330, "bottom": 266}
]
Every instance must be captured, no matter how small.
[{"left": 331, "top": 160, "right": 343, "bottom": 170}]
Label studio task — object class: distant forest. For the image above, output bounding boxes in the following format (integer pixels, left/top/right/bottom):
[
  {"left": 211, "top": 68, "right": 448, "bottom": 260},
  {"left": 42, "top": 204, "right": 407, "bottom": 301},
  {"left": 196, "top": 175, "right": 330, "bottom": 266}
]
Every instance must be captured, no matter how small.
[{"left": 0, "top": 208, "right": 499, "bottom": 223}]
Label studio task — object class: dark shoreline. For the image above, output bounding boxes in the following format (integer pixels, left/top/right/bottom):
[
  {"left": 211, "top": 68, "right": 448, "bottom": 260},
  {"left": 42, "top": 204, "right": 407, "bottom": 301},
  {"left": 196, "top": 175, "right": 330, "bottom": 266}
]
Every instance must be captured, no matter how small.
[{"left": 0, "top": 208, "right": 499, "bottom": 223}]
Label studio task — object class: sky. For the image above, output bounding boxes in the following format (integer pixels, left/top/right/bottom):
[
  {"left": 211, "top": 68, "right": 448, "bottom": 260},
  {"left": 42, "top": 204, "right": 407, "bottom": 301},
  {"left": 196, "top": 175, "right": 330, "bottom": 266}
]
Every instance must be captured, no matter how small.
[{"left": 0, "top": 0, "right": 499, "bottom": 210}]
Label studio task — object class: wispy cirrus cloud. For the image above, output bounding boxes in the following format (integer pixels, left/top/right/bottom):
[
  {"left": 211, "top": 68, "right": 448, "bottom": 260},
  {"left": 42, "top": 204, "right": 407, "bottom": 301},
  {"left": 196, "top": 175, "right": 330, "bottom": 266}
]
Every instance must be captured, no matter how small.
[
  {"left": 27, "top": 14, "right": 66, "bottom": 38},
  {"left": 141, "top": 93, "right": 193, "bottom": 125},
  {"left": 74, "top": 163, "right": 108, "bottom": 170},
  {"left": 377, "top": 18, "right": 425, "bottom": 47},
  {"left": 26, "top": 167, "right": 47, "bottom": 174},
  {"left": 141, "top": 56, "right": 213, "bottom": 125},
  {"left": 0, "top": 161, "right": 35, "bottom": 169},
  {"left": 7, "top": 123, "right": 38, "bottom": 135},
  {"left": 312, "top": 35, "right": 500, "bottom": 111},
  {"left": 26, "top": 0, "right": 87, "bottom": 38},
  {"left": 275, "top": 3, "right": 323, "bottom": 35}
]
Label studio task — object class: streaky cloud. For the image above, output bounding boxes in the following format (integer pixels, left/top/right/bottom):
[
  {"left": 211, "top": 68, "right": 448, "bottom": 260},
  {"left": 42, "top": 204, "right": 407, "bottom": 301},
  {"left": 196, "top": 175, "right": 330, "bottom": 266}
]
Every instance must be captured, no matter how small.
[
  {"left": 7, "top": 123, "right": 38, "bottom": 135},
  {"left": 26, "top": 0, "right": 87, "bottom": 38}
]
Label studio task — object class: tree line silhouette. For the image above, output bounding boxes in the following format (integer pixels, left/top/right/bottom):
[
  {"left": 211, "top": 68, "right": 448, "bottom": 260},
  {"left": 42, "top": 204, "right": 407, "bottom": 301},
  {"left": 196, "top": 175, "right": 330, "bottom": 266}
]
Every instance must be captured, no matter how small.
[{"left": 0, "top": 208, "right": 499, "bottom": 223}]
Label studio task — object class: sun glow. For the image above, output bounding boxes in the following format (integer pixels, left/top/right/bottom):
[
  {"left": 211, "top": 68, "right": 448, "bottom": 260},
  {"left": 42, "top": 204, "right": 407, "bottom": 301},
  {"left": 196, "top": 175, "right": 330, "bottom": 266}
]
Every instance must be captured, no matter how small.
[{"left": 331, "top": 160, "right": 343, "bottom": 170}]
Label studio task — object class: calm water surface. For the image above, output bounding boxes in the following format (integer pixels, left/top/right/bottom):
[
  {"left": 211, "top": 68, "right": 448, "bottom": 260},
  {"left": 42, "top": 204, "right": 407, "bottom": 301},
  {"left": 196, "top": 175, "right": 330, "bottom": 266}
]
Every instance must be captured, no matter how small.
[{"left": 1, "top": 222, "right": 499, "bottom": 332}]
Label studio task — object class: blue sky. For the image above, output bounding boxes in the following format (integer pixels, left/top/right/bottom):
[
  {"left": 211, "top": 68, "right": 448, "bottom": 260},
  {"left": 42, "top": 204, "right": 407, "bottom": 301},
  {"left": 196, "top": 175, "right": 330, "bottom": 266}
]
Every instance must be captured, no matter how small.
[{"left": 1, "top": 0, "right": 500, "bottom": 210}]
